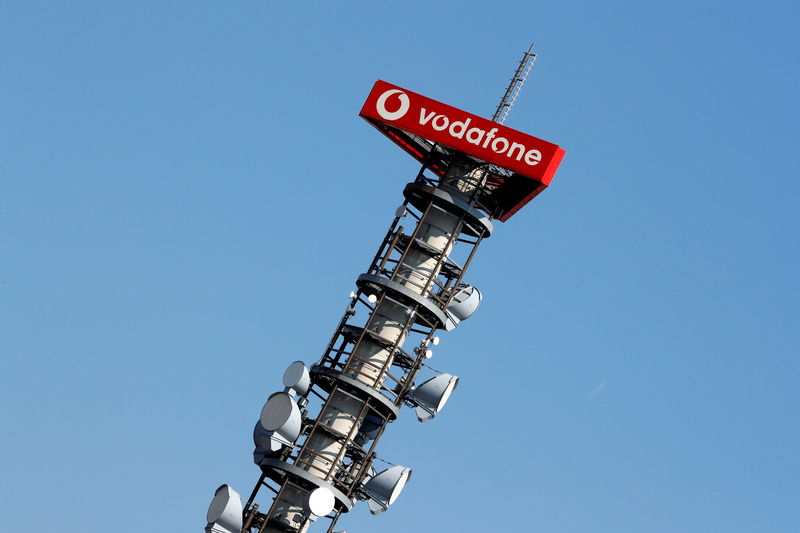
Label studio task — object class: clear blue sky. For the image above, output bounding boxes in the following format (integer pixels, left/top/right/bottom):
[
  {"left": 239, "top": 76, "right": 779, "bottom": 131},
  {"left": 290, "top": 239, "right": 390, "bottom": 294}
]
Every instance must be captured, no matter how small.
[{"left": 1, "top": 1, "right": 798, "bottom": 532}]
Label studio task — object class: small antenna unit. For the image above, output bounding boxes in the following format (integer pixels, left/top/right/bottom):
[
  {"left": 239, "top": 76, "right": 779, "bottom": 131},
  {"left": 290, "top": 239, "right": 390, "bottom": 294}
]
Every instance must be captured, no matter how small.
[{"left": 492, "top": 43, "right": 537, "bottom": 124}]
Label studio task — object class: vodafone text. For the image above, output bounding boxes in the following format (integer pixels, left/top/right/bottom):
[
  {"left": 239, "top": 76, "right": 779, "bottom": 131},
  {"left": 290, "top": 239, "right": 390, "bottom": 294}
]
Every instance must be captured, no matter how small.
[
  {"left": 376, "top": 89, "right": 542, "bottom": 167},
  {"left": 418, "top": 109, "right": 542, "bottom": 166}
]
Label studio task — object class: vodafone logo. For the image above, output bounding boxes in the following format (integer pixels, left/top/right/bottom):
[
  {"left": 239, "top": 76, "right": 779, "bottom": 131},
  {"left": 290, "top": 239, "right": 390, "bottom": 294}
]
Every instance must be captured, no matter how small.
[
  {"left": 376, "top": 89, "right": 410, "bottom": 121},
  {"left": 363, "top": 81, "right": 559, "bottom": 179},
  {"left": 415, "top": 107, "right": 543, "bottom": 167},
  {"left": 362, "top": 81, "right": 565, "bottom": 221}
]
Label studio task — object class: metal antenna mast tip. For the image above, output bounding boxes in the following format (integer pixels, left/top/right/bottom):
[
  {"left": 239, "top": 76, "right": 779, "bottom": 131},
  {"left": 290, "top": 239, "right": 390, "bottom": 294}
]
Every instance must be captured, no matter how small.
[{"left": 492, "top": 43, "right": 537, "bottom": 125}]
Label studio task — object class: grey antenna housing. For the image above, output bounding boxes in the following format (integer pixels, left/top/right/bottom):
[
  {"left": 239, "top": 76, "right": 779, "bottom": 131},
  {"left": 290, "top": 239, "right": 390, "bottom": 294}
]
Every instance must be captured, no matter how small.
[
  {"left": 359, "top": 415, "right": 383, "bottom": 440},
  {"left": 205, "top": 485, "right": 243, "bottom": 533},
  {"left": 303, "top": 487, "right": 336, "bottom": 521},
  {"left": 282, "top": 361, "right": 311, "bottom": 396},
  {"left": 444, "top": 284, "right": 482, "bottom": 330},
  {"left": 253, "top": 420, "right": 284, "bottom": 463},
  {"left": 408, "top": 373, "right": 459, "bottom": 422},
  {"left": 260, "top": 392, "right": 302, "bottom": 446},
  {"left": 361, "top": 465, "right": 412, "bottom": 515}
]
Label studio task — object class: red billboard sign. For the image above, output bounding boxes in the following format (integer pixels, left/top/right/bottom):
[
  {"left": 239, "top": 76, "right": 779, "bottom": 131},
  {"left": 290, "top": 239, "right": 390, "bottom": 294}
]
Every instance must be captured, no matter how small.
[{"left": 359, "top": 80, "right": 565, "bottom": 191}]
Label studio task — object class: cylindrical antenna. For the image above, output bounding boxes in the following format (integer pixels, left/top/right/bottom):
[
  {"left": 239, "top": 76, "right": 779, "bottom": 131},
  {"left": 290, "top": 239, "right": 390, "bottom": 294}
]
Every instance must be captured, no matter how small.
[{"left": 492, "top": 43, "right": 537, "bottom": 124}]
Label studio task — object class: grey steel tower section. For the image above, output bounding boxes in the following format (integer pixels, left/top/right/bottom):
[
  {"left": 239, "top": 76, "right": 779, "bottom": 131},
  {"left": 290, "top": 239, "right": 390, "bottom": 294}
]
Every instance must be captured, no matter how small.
[{"left": 239, "top": 162, "right": 492, "bottom": 533}]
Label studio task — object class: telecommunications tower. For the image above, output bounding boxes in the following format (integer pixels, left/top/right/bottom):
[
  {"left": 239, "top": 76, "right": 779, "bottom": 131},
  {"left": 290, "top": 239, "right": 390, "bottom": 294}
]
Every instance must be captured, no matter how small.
[{"left": 205, "top": 45, "right": 564, "bottom": 533}]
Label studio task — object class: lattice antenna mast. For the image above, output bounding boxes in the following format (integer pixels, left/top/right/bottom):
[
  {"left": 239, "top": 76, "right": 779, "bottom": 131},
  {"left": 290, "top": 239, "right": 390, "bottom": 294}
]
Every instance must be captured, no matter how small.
[{"left": 492, "top": 43, "right": 537, "bottom": 124}]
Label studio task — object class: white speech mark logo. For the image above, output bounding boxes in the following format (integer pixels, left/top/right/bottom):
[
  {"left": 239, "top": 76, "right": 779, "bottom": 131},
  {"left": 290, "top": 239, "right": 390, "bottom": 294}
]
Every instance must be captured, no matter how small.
[{"left": 376, "top": 89, "right": 410, "bottom": 121}]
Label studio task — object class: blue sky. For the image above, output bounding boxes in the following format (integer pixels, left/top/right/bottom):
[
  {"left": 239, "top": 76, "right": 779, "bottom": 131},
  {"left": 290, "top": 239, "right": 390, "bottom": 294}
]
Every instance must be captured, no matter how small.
[{"left": 1, "top": 1, "right": 798, "bottom": 532}]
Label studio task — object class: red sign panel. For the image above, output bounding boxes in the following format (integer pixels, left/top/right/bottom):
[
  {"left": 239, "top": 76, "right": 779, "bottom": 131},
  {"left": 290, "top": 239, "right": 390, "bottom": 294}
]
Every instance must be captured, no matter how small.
[{"left": 359, "top": 80, "right": 565, "bottom": 188}]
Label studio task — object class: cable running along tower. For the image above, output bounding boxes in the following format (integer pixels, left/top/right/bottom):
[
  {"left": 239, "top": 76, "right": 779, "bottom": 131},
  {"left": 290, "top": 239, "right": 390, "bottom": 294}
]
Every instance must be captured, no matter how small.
[{"left": 205, "top": 44, "right": 564, "bottom": 533}]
